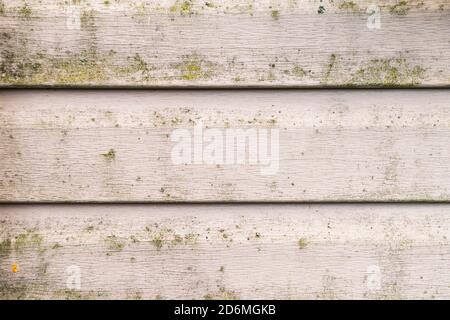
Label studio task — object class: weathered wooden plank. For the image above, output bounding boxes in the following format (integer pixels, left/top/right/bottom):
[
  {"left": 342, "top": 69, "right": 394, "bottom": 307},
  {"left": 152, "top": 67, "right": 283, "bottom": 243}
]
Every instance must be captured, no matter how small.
[
  {"left": 0, "top": 0, "right": 449, "bottom": 87},
  {"left": 2, "top": 89, "right": 450, "bottom": 202},
  {"left": 0, "top": 204, "right": 449, "bottom": 299}
]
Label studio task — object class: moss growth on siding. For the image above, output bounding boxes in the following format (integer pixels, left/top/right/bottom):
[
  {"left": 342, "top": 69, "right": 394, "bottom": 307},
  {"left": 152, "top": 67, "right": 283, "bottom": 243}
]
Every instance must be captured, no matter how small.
[
  {"left": 175, "top": 55, "right": 213, "bottom": 81},
  {"left": 170, "top": 0, "right": 194, "bottom": 15},
  {"left": 53, "top": 289, "right": 107, "bottom": 300},
  {"left": 291, "top": 65, "right": 306, "bottom": 78},
  {"left": 266, "top": 70, "right": 277, "bottom": 81},
  {"left": 52, "top": 243, "right": 62, "bottom": 249},
  {"left": 204, "top": 287, "right": 239, "bottom": 300},
  {"left": 151, "top": 233, "right": 164, "bottom": 250},
  {"left": 117, "top": 54, "right": 155, "bottom": 81},
  {"left": 54, "top": 53, "right": 108, "bottom": 84},
  {"left": 126, "top": 291, "right": 143, "bottom": 300},
  {"left": 0, "top": 51, "right": 41, "bottom": 83},
  {"left": 348, "top": 57, "right": 425, "bottom": 86},
  {"left": 0, "top": 1, "right": 5, "bottom": 15},
  {"left": 105, "top": 235, "right": 125, "bottom": 251},
  {"left": 132, "top": 54, "right": 151, "bottom": 73},
  {"left": 134, "top": 3, "right": 147, "bottom": 15},
  {"left": 389, "top": 1, "right": 410, "bottom": 15},
  {"left": 18, "top": 4, "right": 32, "bottom": 20},
  {"left": 324, "top": 53, "right": 337, "bottom": 81},
  {"left": 80, "top": 9, "right": 96, "bottom": 30},
  {"left": 298, "top": 237, "right": 308, "bottom": 249},
  {"left": 85, "top": 225, "right": 95, "bottom": 233},
  {"left": 182, "top": 62, "right": 202, "bottom": 80},
  {"left": 147, "top": 225, "right": 198, "bottom": 250},
  {"left": 0, "top": 49, "right": 110, "bottom": 85},
  {"left": 0, "top": 238, "right": 12, "bottom": 255},
  {"left": 14, "top": 231, "right": 43, "bottom": 250},
  {"left": 0, "top": 281, "right": 107, "bottom": 300},
  {"left": 102, "top": 149, "right": 116, "bottom": 160},
  {"left": 0, "top": 229, "right": 44, "bottom": 257},
  {"left": 0, "top": 282, "right": 29, "bottom": 300},
  {"left": 338, "top": 1, "right": 359, "bottom": 12},
  {"left": 271, "top": 10, "right": 279, "bottom": 20}
]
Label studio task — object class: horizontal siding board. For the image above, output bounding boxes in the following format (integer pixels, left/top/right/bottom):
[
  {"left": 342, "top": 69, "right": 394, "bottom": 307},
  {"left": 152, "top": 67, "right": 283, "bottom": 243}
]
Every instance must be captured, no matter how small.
[
  {"left": 0, "top": 0, "right": 449, "bottom": 87},
  {"left": 2, "top": 89, "right": 450, "bottom": 202},
  {"left": 0, "top": 204, "right": 449, "bottom": 299}
]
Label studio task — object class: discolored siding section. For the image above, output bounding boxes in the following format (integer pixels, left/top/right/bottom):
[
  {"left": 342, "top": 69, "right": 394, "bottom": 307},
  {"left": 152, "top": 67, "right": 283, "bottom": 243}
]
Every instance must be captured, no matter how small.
[
  {"left": 1, "top": 89, "right": 450, "bottom": 202},
  {"left": 1, "top": 204, "right": 450, "bottom": 300},
  {"left": 0, "top": 0, "right": 449, "bottom": 87}
]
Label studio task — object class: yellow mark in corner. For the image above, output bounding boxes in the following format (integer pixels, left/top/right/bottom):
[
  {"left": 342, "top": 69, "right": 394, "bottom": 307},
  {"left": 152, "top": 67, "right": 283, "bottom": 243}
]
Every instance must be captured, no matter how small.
[{"left": 12, "top": 263, "right": 18, "bottom": 273}]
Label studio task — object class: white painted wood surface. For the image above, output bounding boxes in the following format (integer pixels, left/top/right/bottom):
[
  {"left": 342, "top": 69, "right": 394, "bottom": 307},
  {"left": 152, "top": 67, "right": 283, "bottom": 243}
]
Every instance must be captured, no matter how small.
[
  {"left": 0, "top": 204, "right": 449, "bottom": 299},
  {"left": 1, "top": 0, "right": 449, "bottom": 301},
  {"left": 0, "top": 0, "right": 449, "bottom": 87},
  {"left": 1, "top": 89, "right": 450, "bottom": 202}
]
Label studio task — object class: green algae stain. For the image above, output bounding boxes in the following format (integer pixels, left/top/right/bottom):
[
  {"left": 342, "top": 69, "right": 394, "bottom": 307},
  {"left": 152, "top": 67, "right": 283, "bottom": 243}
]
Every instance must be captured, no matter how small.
[
  {"left": 102, "top": 149, "right": 116, "bottom": 160},
  {"left": 105, "top": 235, "right": 125, "bottom": 251},
  {"left": 324, "top": 53, "right": 337, "bottom": 81},
  {"left": 338, "top": 1, "right": 359, "bottom": 12},
  {"left": 53, "top": 289, "right": 107, "bottom": 300},
  {"left": 0, "top": 230, "right": 44, "bottom": 257},
  {"left": 18, "top": 4, "right": 32, "bottom": 20},
  {"left": 151, "top": 233, "right": 164, "bottom": 250},
  {"left": 175, "top": 55, "right": 213, "bottom": 81},
  {"left": 0, "top": 238, "right": 12, "bottom": 255},
  {"left": 80, "top": 9, "right": 96, "bottom": 29},
  {"left": 0, "top": 1, "right": 5, "bottom": 16},
  {"left": 54, "top": 51, "right": 108, "bottom": 84},
  {"left": 116, "top": 53, "right": 155, "bottom": 81},
  {"left": 132, "top": 3, "right": 147, "bottom": 21},
  {"left": 147, "top": 225, "right": 198, "bottom": 250},
  {"left": 183, "top": 63, "right": 202, "bottom": 80},
  {"left": 204, "top": 287, "right": 239, "bottom": 300},
  {"left": 180, "top": 1, "right": 193, "bottom": 13},
  {"left": 389, "top": 1, "right": 410, "bottom": 15},
  {"left": 132, "top": 54, "right": 150, "bottom": 73},
  {"left": 170, "top": 0, "right": 194, "bottom": 15},
  {"left": 13, "top": 231, "right": 43, "bottom": 251},
  {"left": 0, "top": 50, "right": 41, "bottom": 83},
  {"left": 52, "top": 243, "right": 62, "bottom": 249},
  {"left": 0, "top": 48, "right": 111, "bottom": 85},
  {"left": 298, "top": 237, "right": 308, "bottom": 249},
  {"left": 0, "top": 282, "right": 30, "bottom": 300},
  {"left": 271, "top": 10, "right": 280, "bottom": 20},
  {"left": 291, "top": 65, "right": 306, "bottom": 78},
  {"left": 321, "top": 53, "right": 425, "bottom": 87},
  {"left": 348, "top": 58, "right": 425, "bottom": 86},
  {"left": 267, "top": 70, "right": 277, "bottom": 81}
]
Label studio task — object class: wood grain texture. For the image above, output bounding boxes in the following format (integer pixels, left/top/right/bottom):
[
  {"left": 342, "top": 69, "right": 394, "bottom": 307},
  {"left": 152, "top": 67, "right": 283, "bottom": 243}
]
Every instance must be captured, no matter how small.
[
  {"left": 2, "top": 89, "right": 450, "bottom": 202},
  {"left": 0, "top": 0, "right": 449, "bottom": 87},
  {"left": 0, "top": 204, "right": 449, "bottom": 300}
]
